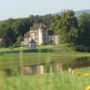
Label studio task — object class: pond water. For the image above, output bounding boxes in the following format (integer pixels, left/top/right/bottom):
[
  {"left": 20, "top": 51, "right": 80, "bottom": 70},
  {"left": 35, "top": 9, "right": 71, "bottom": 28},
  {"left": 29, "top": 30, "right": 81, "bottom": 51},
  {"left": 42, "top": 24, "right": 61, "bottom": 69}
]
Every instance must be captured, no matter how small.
[{"left": 0, "top": 50, "right": 90, "bottom": 76}]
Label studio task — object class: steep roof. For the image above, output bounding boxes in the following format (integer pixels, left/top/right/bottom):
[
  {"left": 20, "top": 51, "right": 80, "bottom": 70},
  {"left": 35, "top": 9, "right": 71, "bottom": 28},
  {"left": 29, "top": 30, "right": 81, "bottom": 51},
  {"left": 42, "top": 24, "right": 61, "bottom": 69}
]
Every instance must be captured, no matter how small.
[{"left": 30, "top": 24, "right": 47, "bottom": 30}]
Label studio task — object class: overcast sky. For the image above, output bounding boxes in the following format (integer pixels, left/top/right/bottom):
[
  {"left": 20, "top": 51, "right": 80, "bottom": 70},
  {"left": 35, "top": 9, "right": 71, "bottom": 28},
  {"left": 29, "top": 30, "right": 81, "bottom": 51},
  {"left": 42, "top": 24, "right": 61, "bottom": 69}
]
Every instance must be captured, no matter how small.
[{"left": 0, "top": 0, "right": 90, "bottom": 20}]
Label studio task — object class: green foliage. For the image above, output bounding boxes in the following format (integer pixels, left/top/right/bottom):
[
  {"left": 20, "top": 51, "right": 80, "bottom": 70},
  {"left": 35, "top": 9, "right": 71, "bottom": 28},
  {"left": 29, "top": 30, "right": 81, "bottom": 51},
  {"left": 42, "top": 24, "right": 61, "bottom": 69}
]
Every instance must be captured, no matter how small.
[
  {"left": 49, "top": 10, "right": 90, "bottom": 52},
  {"left": 28, "top": 14, "right": 54, "bottom": 25},
  {"left": 12, "top": 18, "right": 32, "bottom": 37},
  {"left": 78, "top": 13, "right": 90, "bottom": 46},
  {"left": 0, "top": 19, "right": 16, "bottom": 47},
  {"left": 0, "top": 14, "right": 54, "bottom": 47},
  {"left": 0, "top": 10, "right": 90, "bottom": 51},
  {"left": 14, "top": 36, "right": 24, "bottom": 47},
  {"left": 17, "top": 36, "right": 23, "bottom": 42},
  {"left": 49, "top": 10, "right": 78, "bottom": 44}
]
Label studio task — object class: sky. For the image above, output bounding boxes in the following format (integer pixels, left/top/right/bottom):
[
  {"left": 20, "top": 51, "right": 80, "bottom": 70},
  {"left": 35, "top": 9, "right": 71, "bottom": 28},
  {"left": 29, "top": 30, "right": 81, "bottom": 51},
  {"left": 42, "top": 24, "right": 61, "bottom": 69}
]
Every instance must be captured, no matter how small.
[{"left": 0, "top": 0, "right": 90, "bottom": 20}]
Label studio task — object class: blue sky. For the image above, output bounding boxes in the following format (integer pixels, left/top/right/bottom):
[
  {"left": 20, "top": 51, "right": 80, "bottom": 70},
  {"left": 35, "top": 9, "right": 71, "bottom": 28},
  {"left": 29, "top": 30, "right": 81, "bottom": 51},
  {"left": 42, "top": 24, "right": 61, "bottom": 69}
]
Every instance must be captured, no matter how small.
[{"left": 0, "top": 0, "right": 90, "bottom": 20}]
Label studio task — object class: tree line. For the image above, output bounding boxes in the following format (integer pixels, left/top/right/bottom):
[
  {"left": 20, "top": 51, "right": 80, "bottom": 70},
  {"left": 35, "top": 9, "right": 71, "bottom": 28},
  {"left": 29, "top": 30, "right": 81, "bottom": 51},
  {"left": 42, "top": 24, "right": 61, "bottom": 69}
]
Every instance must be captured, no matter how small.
[
  {"left": 0, "top": 14, "right": 54, "bottom": 47},
  {"left": 49, "top": 10, "right": 90, "bottom": 52},
  {"left": 0, "top": 10, "right": 90, "bottom": 52}
]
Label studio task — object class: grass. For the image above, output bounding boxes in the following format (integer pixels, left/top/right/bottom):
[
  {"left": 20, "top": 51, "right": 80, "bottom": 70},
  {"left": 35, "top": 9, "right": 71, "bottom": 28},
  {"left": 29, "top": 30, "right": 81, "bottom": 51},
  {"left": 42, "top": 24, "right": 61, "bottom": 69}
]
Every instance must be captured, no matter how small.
[
  {"left": 0, "top": 44, "right": 63, "bottom": 51},
  {"left": 0, "top": 67, "right": 90, "bottom": 90},
  {"left": 0, "top": 44, "right": 90, "bottom": 90},
  {"left": 0, "top": 44, "right": 90, "bottom": 69}
]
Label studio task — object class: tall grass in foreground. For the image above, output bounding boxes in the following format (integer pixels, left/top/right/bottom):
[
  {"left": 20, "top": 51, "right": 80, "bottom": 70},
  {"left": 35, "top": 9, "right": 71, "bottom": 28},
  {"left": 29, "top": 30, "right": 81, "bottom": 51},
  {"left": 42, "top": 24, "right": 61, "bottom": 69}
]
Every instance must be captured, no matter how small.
[{"left": 0, "top": 68, "right": 89, "bottom": 90}]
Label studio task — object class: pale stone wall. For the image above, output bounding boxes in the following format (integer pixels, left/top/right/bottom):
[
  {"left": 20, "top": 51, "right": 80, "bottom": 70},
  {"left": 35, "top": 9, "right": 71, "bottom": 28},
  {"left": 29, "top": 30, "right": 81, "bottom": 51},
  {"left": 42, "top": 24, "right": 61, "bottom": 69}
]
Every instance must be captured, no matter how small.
[
  {"left": 22, "top": 28, "right": 59, "bottom": 46},
  {"left": 38, "top": 28, "right": 44, "bottom": 45},
  {"left": 53, "top": 35, "right": 59, "bottom": 44},
  {"left": 30, "top": 30, "right": 39, "bottom": 45},
  {"left": 21, "top": 38, "right": 30, "bottom": 46},
  {"left": 38, "top": 29, "right": 49, "bottom": 45}
]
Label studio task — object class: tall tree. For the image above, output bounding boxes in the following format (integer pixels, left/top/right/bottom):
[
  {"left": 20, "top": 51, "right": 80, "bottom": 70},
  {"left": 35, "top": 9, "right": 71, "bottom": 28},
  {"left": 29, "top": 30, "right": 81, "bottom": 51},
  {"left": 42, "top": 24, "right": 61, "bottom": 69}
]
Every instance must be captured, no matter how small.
[
  {"left": 49, "top": 10, "right": 78, "bottom": 44},
  {"left": 78, "top": 13, "right": 90, "bottom": 46},
  {"left": 0, "top": 18, "right": 16, "bottom": 47},
  {"left": 12, "top": 18, "right": 32, "bottom": 37}
]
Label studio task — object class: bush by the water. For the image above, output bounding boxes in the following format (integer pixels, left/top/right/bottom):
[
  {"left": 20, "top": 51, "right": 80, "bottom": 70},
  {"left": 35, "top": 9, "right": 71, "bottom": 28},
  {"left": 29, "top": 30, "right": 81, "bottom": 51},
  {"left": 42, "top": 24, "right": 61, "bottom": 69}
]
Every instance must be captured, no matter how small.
[{"left": 72, "top": 45, "right": 90, "bottom": 52}]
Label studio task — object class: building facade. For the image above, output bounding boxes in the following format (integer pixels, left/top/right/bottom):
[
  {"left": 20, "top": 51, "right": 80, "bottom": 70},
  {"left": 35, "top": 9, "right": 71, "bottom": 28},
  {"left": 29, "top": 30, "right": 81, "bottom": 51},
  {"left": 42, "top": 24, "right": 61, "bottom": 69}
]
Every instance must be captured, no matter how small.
[{"left": 21, "top": 24, "right": 59, "bottom": 46}]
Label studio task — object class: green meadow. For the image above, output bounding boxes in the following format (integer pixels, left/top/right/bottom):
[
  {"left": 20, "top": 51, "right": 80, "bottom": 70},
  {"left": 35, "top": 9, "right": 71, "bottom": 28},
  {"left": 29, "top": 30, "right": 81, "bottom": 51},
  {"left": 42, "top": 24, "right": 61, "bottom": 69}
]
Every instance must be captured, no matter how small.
[{"left": 0, "top": 44, "right": 90, "bottom": 90}]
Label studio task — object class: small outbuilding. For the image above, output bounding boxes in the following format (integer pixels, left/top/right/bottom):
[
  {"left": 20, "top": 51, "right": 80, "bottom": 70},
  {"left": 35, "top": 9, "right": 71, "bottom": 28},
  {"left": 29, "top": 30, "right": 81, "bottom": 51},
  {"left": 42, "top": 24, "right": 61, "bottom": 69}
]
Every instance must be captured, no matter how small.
[{"left": 28, "top": 39, "right": 36, "bottom": 49}]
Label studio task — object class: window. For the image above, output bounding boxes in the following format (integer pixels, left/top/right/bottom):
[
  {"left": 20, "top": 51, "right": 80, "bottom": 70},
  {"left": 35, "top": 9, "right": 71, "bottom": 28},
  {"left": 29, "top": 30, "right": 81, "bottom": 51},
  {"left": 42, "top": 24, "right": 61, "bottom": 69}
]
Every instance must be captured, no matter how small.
[{"left": 35, "top": 38, "right": 38, "bottom": 41}]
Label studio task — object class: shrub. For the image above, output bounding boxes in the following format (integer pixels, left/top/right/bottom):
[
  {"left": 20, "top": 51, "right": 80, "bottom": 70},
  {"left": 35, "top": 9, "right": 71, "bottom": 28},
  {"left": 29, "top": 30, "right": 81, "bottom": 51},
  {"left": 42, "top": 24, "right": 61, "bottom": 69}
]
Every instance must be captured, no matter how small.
[{"left": 73, "top": 45, "right": 90, "bottom": 52}]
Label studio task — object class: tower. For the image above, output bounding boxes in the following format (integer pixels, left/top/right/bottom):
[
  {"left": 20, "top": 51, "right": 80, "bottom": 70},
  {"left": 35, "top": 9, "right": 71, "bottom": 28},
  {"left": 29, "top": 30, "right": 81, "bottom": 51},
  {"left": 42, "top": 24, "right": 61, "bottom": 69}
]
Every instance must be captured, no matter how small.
[{"left": 38, "top": 24, "right": 44, "bottom": 45}]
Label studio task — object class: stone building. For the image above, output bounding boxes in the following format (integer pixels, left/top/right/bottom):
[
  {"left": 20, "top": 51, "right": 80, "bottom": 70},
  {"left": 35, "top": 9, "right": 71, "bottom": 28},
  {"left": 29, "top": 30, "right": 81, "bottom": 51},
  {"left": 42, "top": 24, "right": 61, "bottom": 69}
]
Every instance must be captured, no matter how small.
[{"left": 21, "top": 24, "right": 59, "bottom": 46}]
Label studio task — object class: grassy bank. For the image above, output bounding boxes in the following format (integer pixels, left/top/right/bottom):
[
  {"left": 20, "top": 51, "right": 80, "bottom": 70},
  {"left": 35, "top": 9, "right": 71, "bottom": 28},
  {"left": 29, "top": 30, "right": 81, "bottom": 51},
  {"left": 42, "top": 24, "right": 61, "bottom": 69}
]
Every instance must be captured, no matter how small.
[
  {"left": 0, "top": 67, "right": 90, "bottom": 90},
  {"left": 0, "top": 44, "right": 90, "bottom": 69}
]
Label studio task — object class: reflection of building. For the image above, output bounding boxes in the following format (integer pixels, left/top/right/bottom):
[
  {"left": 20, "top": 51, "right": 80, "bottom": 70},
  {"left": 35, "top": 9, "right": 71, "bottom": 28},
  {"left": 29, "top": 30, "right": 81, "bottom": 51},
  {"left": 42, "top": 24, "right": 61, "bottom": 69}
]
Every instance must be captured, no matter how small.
[{"left": 21, "top": 24, "right": 59, "bottom": 46}]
